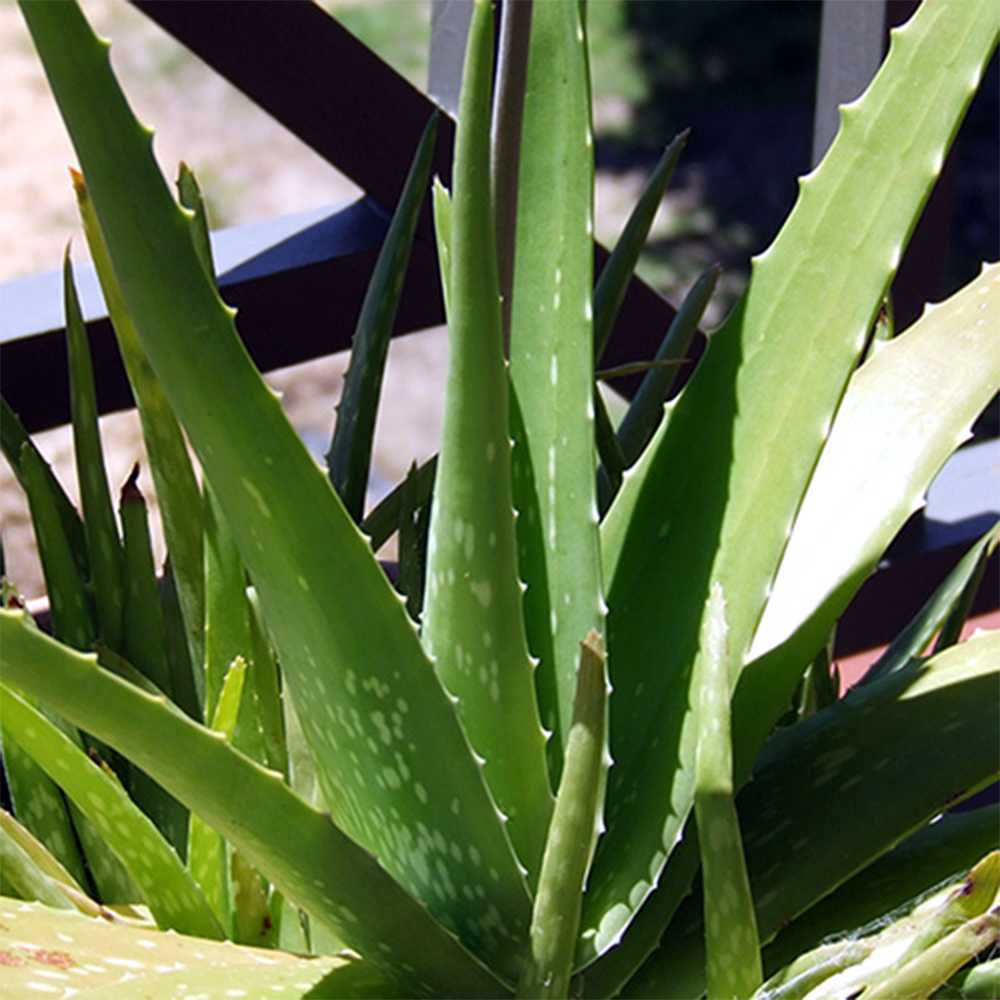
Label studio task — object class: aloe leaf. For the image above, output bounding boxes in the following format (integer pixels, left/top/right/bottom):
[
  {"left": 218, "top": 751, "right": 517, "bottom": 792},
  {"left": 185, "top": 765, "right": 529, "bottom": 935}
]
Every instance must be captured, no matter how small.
[
  {"left": 19, "top": 445, "right": 94, "bottom": 651},
  {"left": 0, "top": 395, "right": 89, "bottom": 582},
  {"left": 0, "top": 681, "right": 223, "bottom": 939},
  {"left": 861, "top": 909, "right": 999, "bottom": 1000},
  {"left": 202, "top": 483, "right": 252, "bottom": 723},
  {"left": 941, "top": 958, "right": 1000, "bottom": 1000},
  {"left": 326, "top": 112, "right": 439, "bottom": 521},
  {"left": 592, "top": 131, "right": 688, "bottom": 366},
  {"left": 508, "top": 0, "right": 604, "bottom": 783},
  {"left": 694, "top": 584, "right": 762, "bottom": 1000},
  {"left": 118, "top": 469, "right": 190, "bottom": 853},
  {"left": 858, "top": 852, "right": 999, "bottom": 998},
  {"left": 246, "top": 588, "right": 286, "bottom": 776},
  {"left": 491, "top": 0, "right": 533, "bottom": 346},
  {"left": 118, "top": 466, "right": 171, "bottom": 695},
  {"left": 188, "top": 658, "right": 245, "bottom": 933},
  {"left": 1, "top": 724, "right": 87, "bottom": 890},
  {"left": 432, "top": 178, "right": 452, "bottom": 315},
  {"left": 73, "top": 170, "right": 205, "bottom": 677},
  {"left": 593, "top": 386, "right": 627, "bottom": 502},
  {"left": 750, "top": 264, "right": 1000, "bottom": 665},
  {"left": 63, "top": 250, "right": 124, "bottom": 649},
  {"left": 0, "top": 809, "right": 86, "bottom": 912},
  {"left": 398, "top": 461, "right": 430, "bottom": 620},
  {"left": 0, "top": 610, "right": 509, "bottom": 998},
  {"left": 733, "top": 264, "right": 1000, "bottom": 782},
  {"left": 626, "top": 631, "right": 1000, "bottom": 999},
  {"left": 613, "top": 263, "right": 717, "bottom": 471},
  {"left": 518, "top": 631, "right": 609, "bottom": 1000},
  {"left": 175, "top": 162, "right": 214, "bottom": 279},
  {"left": 360, "top": 455, "right": 438, "bottom": 555},
  {"left": 585, "top": 1, "right": 999, "bottom": 958},
  {"left": 21, "top": 0, "right": 531, "bottom": 968},
  {"left": 0, "top": 897, "right": 400, "bottom": 1000},
  {"left": 422, "top": 0, "right": 553, "bottom": 880},
  {"left": 763, "top": 804, "right": 999, "bottom": 979},
  {"left": 860, "top": 523, "right": 998, "bottom": 687}
]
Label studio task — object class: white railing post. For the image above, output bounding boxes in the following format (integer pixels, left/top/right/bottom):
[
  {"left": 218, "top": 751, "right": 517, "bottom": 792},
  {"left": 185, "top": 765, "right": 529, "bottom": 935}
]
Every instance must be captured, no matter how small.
[
  {"left": 812, "top": 0, "right": 886, "bottom": 165},
  {"left": 429, "top": 0, "right": 475, "bottom": 115}
]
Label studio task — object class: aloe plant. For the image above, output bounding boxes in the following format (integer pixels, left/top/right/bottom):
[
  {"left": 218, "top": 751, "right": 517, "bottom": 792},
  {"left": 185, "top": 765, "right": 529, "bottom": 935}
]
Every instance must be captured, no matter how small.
[{"left": 1, "top": 0, "right": 998, "bottom": 997}]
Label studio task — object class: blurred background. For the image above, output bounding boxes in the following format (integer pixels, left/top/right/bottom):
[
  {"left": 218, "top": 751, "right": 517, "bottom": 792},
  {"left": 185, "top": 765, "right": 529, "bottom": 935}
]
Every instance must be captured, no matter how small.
[{"left": 1, "top": 0, "right": 997, "bottom": 598}]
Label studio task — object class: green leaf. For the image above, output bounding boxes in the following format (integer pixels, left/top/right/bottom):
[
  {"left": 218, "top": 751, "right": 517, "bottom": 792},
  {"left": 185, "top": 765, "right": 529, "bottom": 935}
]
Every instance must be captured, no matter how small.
[
  {"left": 0, "top": 897, "right": 400, "bottom": 1000},
  {"left": 0, "top": 724, "right": 88, "bottom": 891},
  {"left": 626, "top": 631, "right": 1000, "bottom": 999},
  {"left": 0, "top": 682, "right": 223, "bottom": 939},
  {"left": 202, "top": 483, "right": 252, "bottom": 723},
  {"left": 763, "top": 804, "right": 1000, "bottom": 979},
  {"left": 749, "top": 264, "right": 1000, "bottom": 665},
  {"left": 0, "top": 395, "right": 89, "bottom": 583},
  {"left": 73, "top": 169, "right": 205, "bottom": 679},
  {"left": 861, "top": 522, "right": 997, "bottom": 687},
  {"left": 694, "top": 584, "right": 761, "bottom": 1000},
  {"left": 0, "top": 609, "right": 510, "bottom": 998},
  {"left": 518, "top": 631, "right": 609, "bottom": 1000},
  {"left": 21, "top": 0, "right": 531, "bottom": 970},
  {"left": 508, "top": 0, "right": 605, "bottom": 782},
  {"left": 63, "top": 250, "right": 124, "bottom": 650},
  {"left": 19, "top": 445, "right": 94, "bottom": 651},
  {"left": 613, "top": 264, "right": 716, "bottom": 471},
  {"left": 422, "top": 0, "right": 553, "bottom": 882},
  {"left": 0, "top": 809, "right": 88, "bottom": 913},
  {"left": 326, "top": 112, "right": 439, "bottom": 521},
  {"left": 592, "top": 131, "right": 688, "bottom": 366},
  {"left": 585, "top": 1, "right": 999, "bottom": 959},
  {"left": 118, "top": 466, "right": 171, "bottom": 696},
  {"left": 734, "top": 263, "right": 1000, "bottom": 785}
]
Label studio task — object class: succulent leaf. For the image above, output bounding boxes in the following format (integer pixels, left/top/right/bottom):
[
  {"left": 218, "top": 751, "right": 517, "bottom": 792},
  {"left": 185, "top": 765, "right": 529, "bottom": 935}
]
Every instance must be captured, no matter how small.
[
  {"left": 422, "top": 0, "right": 554, "bottom": 882},
  {"left": 508, "top": 0, "right": 605, "bottom": 782},
  {"left": 19, "top": 0, "right": 532, "bottom": 971},
  {"left": 585, "top": 0, "right": 999, "bottom": 960}
]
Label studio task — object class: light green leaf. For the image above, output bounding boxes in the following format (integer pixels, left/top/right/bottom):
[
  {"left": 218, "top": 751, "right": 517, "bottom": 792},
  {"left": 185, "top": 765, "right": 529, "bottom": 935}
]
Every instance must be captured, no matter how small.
[
  {"left": 422, "top": 0, "right": 553, "bottom": 881},
  {"left": 509, "top": 0, "right": 605, "bottom": 782},
  {"left": 585, "top": 1, "right": 999, "bottom": 959},
  {"left": 626, "top": 631, "right": 1000, "bottom": 999},
  {"left": 73, "top": 170, "right": 205, "bottom": 677},
  {"left": 0, "top": 682, "right": 223, "bottom": 940},
  {"left": 0, "top": 897, "right": 399, "bottom": 1000},
  {"left": 518, "top": 631, "right": 609, "bottom": 999},
  {"left": 21, "top": 0, "right": 531, "bottom": 970},
  {"left": 63, "top": 250, "right": 124, "bottom": 649},
  {"left": 0, "top": 609, "right": 511, "bottom": 998},
  {"left": 750, "top": 264, "right": 1000, "bottom": 663},
  {"left": 694, "top": 584, "right": 761, "bottom": 1000}
]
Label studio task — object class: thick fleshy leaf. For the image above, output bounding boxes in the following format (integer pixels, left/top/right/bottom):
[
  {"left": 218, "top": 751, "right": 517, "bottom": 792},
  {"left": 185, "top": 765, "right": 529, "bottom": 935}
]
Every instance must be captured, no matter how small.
[
  {"left": 422, "top": 0, "right": 553, "bottom": 881},
  {"left": 63, "top": 251, "right": 123, "bottom": 649},
  {"left": 624, "top": 630, "right": 1000, "bottom": 999},
  {"left": 0, "top": 610, "right": 511, "bottom": 998},
  {"left": 585, "top": 0, "right": 999, "bottom": 960},
  {"left": 0, "top": 683, "right": 223, "bottom": 940},
  {"left": 0, "top": 897, "right": 401, "bottom": 1000},
  {"left": 508, "top": 0, "right": 605, "bottom": 782},
  {"left": 20, "top": 0, "right": 530, "bottom": 972},
  {"left": 74, "top": 171, "right": 205, "bottom": 679},
  {"left": 750, "top": 264, "right": 1000, "bottom": 663}
]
